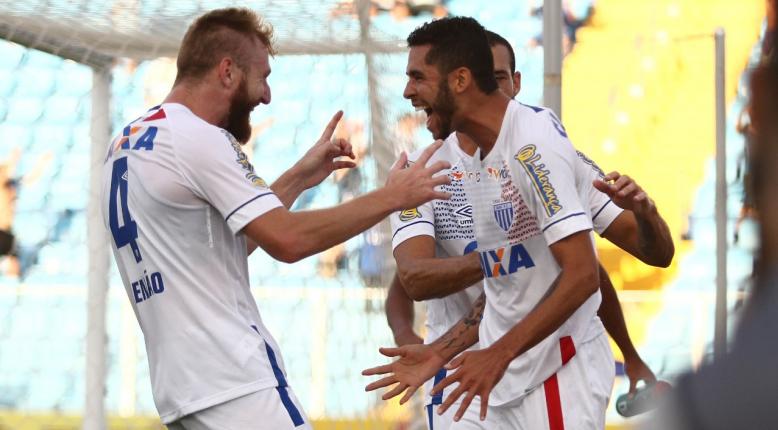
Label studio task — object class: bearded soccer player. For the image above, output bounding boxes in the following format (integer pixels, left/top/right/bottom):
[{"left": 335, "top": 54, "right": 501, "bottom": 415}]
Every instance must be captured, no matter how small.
[
  {"left": 365, "top": 17, "right": 670, "bottom": 429},
  {"left": 102, "top": 8, "right": 452, "bottom": 430},
  {"left": 383, "top": 29, "right": 672, "bottom": 430}
]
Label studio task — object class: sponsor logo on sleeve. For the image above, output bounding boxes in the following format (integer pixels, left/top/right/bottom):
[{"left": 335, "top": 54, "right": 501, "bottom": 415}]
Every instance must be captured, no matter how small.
[
  {"left": 399, "top": 208, "right": 421, "bottom": 222},
  {"left": 222, "top": 130, "right": 268, "bottom": 188},
  {"left": 515, "top": 144, "right": 562, "bottom": 217}
]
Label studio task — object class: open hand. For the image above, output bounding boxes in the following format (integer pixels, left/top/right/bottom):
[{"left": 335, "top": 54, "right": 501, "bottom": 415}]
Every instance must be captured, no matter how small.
[
  {"left": 431, "top": 347, "right": 511, "bottom": 422},
  {"left": 385, "top": 140, "right": 451, "bottom": 210},
  {"left": 362, "top": 344, "right": 447, "bottom": 405}
]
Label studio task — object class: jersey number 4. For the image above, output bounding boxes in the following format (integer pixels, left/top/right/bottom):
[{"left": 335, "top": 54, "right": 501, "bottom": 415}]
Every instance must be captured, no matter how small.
[{"left": 109, "top": 157, "right": 142, "bottom": 263}]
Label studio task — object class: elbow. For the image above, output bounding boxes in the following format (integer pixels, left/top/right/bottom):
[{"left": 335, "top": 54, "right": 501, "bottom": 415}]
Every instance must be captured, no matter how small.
[
  {"left": 397, "top": 268, "right": 431, "bottom": 301},
  {"left": 659, "top": 242, "right": 675, "bottom": 268},
  {"left": 574, "top": 266, "right": 600, "bottom": 301},
  {"left": 645, "top": 243, "right": 675, "bottom": 268},
  {"left": 263, "top": 233, "right": 307, "bottom": 264}
]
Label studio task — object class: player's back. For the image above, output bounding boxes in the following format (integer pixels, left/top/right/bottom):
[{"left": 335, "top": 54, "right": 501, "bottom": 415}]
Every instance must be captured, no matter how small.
[{"left": 100, "top": 103, "right": 285, "bottom": 423}]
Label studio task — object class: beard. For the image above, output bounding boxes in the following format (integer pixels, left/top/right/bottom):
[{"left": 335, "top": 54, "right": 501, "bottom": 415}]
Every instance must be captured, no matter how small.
[
  {"left": 430, "top": 79, "right": 456, "bottom": 140},
  {"left": 225, "top": 77, "right": 256, "bottom": 144}
]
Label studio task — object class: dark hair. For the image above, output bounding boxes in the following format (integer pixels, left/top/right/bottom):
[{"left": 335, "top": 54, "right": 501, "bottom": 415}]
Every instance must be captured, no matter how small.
[
  {"left": 486, "top": 30, "right": 516, "bottom": 74},
  {"left": 407, "top": 17, "right": 498, "bottom": 94},
  {"left": 175, "top": 8, "right": 275, "bottom": 84}
]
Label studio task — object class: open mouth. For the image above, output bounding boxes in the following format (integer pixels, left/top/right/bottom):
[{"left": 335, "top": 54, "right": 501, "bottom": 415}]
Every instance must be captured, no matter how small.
[{"left": 414, "top": 104, "right": 435, "bottom": 130}]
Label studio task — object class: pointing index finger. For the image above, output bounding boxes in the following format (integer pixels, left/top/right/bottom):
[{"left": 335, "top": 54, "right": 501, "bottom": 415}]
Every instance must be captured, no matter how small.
[
  {"left": 320, "top": 110, "right": 344, "bottom": 142},
  {"left": 414, "top": 140, "right": 444, "bottom": 169}
]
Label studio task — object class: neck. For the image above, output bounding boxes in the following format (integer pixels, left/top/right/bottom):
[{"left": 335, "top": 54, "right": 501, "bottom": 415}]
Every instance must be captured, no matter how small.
[
  {"left": 454, "top": 132, "right": 478, "bottom": 156},
  {"left": 164, "top": 80, "right": 229, "bottom": 127},
  {"left": 453, "top": 91, "right": 511, "bottom": 158}
]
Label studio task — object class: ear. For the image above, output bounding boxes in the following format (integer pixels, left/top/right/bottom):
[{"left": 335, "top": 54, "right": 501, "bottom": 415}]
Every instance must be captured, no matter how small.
[
  {"left": 217, "top": 57, "right": 236, "bottom": 89},
  {"left": 513, "top": 71, "right": 522, "bottom": 97},
  {"left": 450, "top": 67, "right": 472, "bottom": 94}
]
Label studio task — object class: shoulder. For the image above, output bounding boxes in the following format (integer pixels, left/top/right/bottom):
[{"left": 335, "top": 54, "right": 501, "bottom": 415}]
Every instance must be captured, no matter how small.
[
  {"left": 509, "top": 102, "right": 570, "bottom": 150},
  {"left": 163, "top": 103, "right": 237, "bottom": 152}
]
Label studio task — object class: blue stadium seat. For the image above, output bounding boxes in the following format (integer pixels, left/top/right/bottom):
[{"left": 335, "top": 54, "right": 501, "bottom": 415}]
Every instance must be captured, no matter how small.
[
  {"left": 43, "top": 95, "right": 83, "bottom": 124},
  {"left": 6, "top": 97, "right": 44, "bottom": 125},
  {"left": 15, "top": 67, "right": 56, "bottom": 98},
  {"left": 0, "top": 41, "right": 26, "bottom": 69}
]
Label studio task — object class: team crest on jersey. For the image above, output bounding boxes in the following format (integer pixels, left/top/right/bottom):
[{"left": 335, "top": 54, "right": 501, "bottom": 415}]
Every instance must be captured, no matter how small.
[
  {"left": 515, "top": 144, "right": 562, "bottom": 217},
  {"left": 492, "top": 201, "right": 514, "bottom": 232},
  {"left": 222, "top": 130, "right": 268, "bottom": 188},
  {"left": 399, "top": 208, "right": 421, "bottom": 222}
]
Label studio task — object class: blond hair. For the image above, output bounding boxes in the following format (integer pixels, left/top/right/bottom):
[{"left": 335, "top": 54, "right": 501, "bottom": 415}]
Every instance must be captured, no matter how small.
[{"left": 175, "top": 7, "right": 275, "bottom": 84}]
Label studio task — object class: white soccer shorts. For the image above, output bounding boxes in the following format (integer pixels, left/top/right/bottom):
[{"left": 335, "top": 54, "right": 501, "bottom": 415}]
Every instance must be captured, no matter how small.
[
  {"left": 447, "top": 332, "right": 614, "bottom": 430},
  {"left": 166, "top": 386, "right": 311, "bottom": 430}
]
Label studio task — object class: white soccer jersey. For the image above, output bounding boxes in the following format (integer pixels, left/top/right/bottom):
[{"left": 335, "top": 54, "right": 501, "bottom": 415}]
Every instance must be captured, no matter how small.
[
  {"left": 390, "top": 138, "right": 483, "bottom": 409},
  {"left": 389, "top": 122, "right": 621, "bottom": 413},
  {"left": 462, "top": 100, "right": 605, "bottom": 406},
  {"left": 101, "top": 103, "right": 291, "bottom": 424}
]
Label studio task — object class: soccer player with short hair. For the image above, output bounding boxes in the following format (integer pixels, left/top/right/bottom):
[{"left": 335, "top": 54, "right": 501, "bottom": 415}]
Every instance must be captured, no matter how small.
[
  {"left": 382, "top": 29, "right": 671, "bottom": 430},
  {"left": 366, "top": 17, "right": 671, "bottom": 429},
  {"left": 102, "top": 8, "right": 450, "bottom": 430}
]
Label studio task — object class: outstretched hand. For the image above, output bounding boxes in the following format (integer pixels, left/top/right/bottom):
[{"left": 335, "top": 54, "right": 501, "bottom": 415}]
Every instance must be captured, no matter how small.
[
  {"left": 385, "top": 140, "right": 451, "bottom": 211},
  {"left": 593, "top": 171, "right": 655, "bottom": 217},
  {"left": 430, "top": 347, "right": 510, "bottom": 422},
  {"left": 293, "top": 110, "right": 357, "bottom": 190},
  {"left": 362, "top": 344, "right": 447, "bottom": 405}
]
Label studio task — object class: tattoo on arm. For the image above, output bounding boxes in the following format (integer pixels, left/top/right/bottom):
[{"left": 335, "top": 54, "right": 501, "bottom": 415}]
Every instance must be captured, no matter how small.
[
  {"left": 636, "top": 215, "right": 656, "bottom": 259},
  {"left": 439, "top": 293, "right": 486, "bottom": 352}
]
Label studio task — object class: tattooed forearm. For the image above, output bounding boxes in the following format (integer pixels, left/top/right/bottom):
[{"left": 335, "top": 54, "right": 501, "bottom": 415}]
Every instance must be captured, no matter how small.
[
  {"left": 463, "top": 294, "right": 486, "bottom": 326},
  {"left": 635, "top": 204, "right": 674, "bottom": 267},
  {"left": 435, "top": 293, "right": 485, "bottom": 354}
]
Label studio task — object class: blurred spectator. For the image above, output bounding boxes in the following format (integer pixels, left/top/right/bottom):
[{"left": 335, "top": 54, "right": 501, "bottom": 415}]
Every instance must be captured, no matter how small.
[
  {"left": 733, "top": 106, "right": 757, "bottom": 244},
  {"left": 530, "top": 0, "right": 596, "bottom": 55},
  {"left": 0, "top": 151, "right": 21, "bottom": 278},
  {"left": 0, "top": 148, "right": 54, "bottom": 279},
  {"left": 394, "top": 111, "right": 426, "bottom": 155},
  {"left": 318, "top": 118, "right": 367, "bottom": 278},
  {"left": 331, "top": 0, "right": 447, "bottom": 20},
  {"left": 648, "top": 31, "right": 778, "bottom": 430}
]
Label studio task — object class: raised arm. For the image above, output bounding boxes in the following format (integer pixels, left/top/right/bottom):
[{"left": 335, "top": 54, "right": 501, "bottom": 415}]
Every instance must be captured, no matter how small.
[
  {"left": 245, "top": 141, "right": 450, "bottom": 263},
  {"left": 595, "top": 171, "right": 674, "bottom": 267},
  {"left": 394, "top": 235, "right": 483, "bottom": 301}
]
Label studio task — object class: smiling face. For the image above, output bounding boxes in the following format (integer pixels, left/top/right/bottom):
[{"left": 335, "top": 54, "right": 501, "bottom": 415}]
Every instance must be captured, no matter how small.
[
  {"left": 408, "top": 43, "right": 520, "bottom": 140},
  {"left": 492, "top": 43, "right": 521, "bottom": 98},
  {"left": 224, "top": 39, "right": 272, "bottom": 144},
  {"left": 403, "top": 44, "right": 458, "bottom": 140}
]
